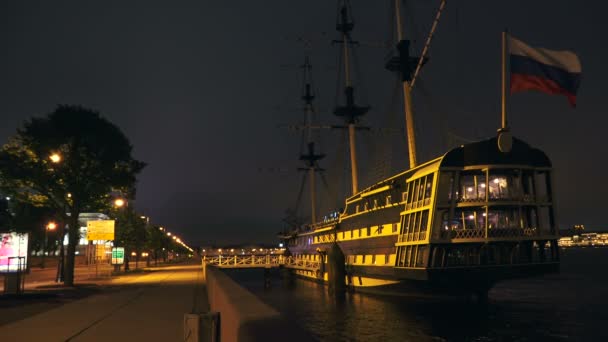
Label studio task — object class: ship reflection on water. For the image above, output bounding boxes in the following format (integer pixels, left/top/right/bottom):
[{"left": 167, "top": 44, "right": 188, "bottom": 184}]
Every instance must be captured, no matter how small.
[{"left": 225, "top": 248, "right": 608, "bottom": 341}]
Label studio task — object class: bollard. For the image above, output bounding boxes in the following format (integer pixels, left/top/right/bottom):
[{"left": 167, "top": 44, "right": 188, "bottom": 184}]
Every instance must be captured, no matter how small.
[
  {"left": 263, "top": 267, "right": 271, "bottom": 289},
  {"left": 184, "top": 312, "right": 220, "bottom": 342},
  {"left": 3, "top": 273, "right": 23, "bottom": 294},
  {"left": 327, "top": 242, "right": 345, "bottom": 294}
]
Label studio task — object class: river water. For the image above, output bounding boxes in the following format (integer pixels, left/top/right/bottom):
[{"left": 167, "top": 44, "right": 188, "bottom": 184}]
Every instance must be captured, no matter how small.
[{"left": 224, "top": 248, "right": 608, "bottom": 341}]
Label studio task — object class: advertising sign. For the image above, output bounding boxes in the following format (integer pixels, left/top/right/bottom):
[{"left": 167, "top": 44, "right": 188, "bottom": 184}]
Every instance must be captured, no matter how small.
[
  {"left": 86, "top": 220, "right": 115, "bottom": 240},
  {"left": 0, "top": 232, "right": 29, "bottom": 273},
  {"left": 111, "top": 247, "right": 125, "bottom": 265}
]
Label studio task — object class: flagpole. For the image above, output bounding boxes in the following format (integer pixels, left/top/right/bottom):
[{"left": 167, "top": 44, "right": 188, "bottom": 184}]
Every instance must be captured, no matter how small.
[{"left": 501, "top": 30, "right": 507, "bottom": 129}]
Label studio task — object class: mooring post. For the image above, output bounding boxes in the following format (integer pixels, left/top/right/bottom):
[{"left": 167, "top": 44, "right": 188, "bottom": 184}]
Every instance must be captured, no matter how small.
[
  {"left": 264, "top": 267, "right": 271, "bottom": 289},
  {"left": 327, "top": 243, "right": 346, "bottom": 294}
]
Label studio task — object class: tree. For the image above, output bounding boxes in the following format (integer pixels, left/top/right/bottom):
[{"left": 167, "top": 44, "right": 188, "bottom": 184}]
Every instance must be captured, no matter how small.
[
  {"left": 113, "top": 206, "right": 148, "bottom": 270},
  {"left": 0, "top": 105, "right": 145, "bottom": 286}
]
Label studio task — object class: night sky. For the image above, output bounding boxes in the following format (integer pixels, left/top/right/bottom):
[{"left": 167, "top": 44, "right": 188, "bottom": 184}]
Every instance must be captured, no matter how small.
[{"left": 0, "top": 1, "right": 605, "bottom": 245}]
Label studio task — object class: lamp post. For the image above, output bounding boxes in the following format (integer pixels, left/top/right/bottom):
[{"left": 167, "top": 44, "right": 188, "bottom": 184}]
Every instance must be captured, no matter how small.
[
  {"left": 49, "top": 153, "right": 66, "bottom": 283},
  {"left": 112, "top": 198, "right": 126, "bottom": 272},
  {"left": 42, "top": 221, "right": 57, "bottom": 269}
]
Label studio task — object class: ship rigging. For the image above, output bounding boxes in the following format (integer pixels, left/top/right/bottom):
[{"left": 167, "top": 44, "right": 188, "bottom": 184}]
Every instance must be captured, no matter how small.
[{"left": 279, "top": 0, "right": 561, "bottom": 298}]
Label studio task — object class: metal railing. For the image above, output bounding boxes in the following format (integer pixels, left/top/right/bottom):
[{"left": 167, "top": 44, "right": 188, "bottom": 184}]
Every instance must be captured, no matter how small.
[{"left": 202, "top": 255, "right": 321, "bottom": 271}]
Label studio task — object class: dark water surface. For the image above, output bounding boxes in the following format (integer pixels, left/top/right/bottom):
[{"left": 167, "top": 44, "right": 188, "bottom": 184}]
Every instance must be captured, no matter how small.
[{"left": 225, "top": 248, "right": 608, "bottom": 341}]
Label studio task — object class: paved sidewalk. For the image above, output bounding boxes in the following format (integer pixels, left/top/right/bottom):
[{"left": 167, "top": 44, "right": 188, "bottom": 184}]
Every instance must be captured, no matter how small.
[{"left": 0, "top": 264, "right": 208, "bottom": 341}]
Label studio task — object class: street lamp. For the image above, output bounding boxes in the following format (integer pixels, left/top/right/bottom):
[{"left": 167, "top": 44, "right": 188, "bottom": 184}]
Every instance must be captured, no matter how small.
[
  {"left": 42, "top": 221, "right": 57, "bottom": 269},
  {"left": 114, "top": 198, "right": 125, "bottom": 208},
  {"left": 49, "top": 153, "right": 61, "bottom": 163}
]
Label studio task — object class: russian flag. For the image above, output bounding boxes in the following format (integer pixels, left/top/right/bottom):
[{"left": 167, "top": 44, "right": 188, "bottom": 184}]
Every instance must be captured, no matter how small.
[{"left": 509, "top": 36, "right": 581, "bottom": 107}]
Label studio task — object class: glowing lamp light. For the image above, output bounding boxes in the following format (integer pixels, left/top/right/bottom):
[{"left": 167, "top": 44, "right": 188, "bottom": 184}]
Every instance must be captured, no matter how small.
[
  {"left": 47, "top": 222, "right": 57, "bottom": 230},
  {"left": 114, "top": 198, "right": 125, "bottom": 207},
  {"left": 494, "top": 178, "right": 500, "bottom": 184},
  {"left": 49, "top": 153, "right": 61, "bottom": 163},
  {"left": 480, "top": 183, "right": 486, "bottom": 188},
  {"left": 467, "top": 187, "right": 473, "bottom": 192},
  {"left": 468, "top": 215, "right": 474, "bottom": 220}
]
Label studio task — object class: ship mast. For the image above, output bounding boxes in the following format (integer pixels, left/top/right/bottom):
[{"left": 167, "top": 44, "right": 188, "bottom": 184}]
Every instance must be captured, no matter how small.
[
  {"left": 393, "top": 0, "right": 419, "bottom": 168},
  {"left": 388, "top": 0, "right": 446, "bottom": 168},
  {"left": 298, "top": 56, "right": 325, "bottom": 225},
  {"left": 333, "top": 1, "right": 370, "bottom": 195}
]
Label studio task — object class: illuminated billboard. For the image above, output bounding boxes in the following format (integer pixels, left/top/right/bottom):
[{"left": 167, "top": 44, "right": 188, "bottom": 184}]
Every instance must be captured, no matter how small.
[
  {"left": 0, "top": 232, "right": 29, "bottom": 273},
  {"left": 86, "top": 220, "right": 115, "bottom": 241}
]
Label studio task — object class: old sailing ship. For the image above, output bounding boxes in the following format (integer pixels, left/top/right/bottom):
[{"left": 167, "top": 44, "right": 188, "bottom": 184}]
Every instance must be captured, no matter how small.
[{"left": 278, "top": 1, "right": 560, "bottom": 297}]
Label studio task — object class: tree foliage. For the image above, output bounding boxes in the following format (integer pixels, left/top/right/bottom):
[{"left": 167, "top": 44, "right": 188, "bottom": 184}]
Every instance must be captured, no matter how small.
[{"left": 0, "top": 105, "right": 145, "bottom": 285}]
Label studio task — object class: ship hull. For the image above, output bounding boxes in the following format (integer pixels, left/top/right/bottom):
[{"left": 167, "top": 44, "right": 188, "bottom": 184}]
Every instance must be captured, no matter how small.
[{"left": 286, "top": 261, "right": 559, "bottom": 297}]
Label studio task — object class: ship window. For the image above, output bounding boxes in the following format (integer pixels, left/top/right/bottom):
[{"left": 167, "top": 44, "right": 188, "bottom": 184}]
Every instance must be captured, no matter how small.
[
  {"left": 385, "top": 254, "right": 390, "bottom": 264},
  {"left": 405, "top": 247, "right": 412, "bottom": 267},
  {"left": 417, "top": 177, "right": 426, "bottom": 202},
  {"left": 407, "top": 180, "right": 417, "bottom": 204},
  {"left": 408, "top": 212, "right": 417, "bottom": 233},
  {"left": 453, "top": 209, "right": 487, "bottom": 230},
  {"left": 424, "top": 175, "right": 434, "bottom": 200},
  {"left": 535, "top": 171, "right": 550, "bottom": 202},
  {"left": 371, "top": 255, "right": 376, "bottom": 264},
  {"left": 356, "top": 205, "right": 360, "bottom": 213},
  {"left": 488, "top": 170, "right": 521, "bottom": 200},
  {"left": 438, "top": 210, "right": 449, "bottom": 232},
  {"left": 416, "top": 246, "right": 428, "bottom": 267},
  {"left": 364, "top": 202, "right": 369, "bottom": 211},
  {"left": 386, "top": 195, "right": 392, "bottom": 206},
  {"left": 538, "top": 207, "right": 552, "bottom": 233},
  {"left": 373, "top": 199, "right": 378, "bottom": 209},
  {"left": 459, "top": 172, "right": 486, "bottom": 201},
  {"left": 366, "top": 227, "right": 371, "bottom": 236},
  {"left": 437, "top": 172, "right": 455, "bottom": 203},
  {"left": 487, "top": 208, "right": 521, "bottom": 229},
  {"left": 522, "top": 207, "right": 538, "bottom": 230},
  {"left": 522, "top": 170, "right": 535, "bottom": 201},
  {"left": 393, "top": 223, "right": 398, "bottom": 233},
  {"left": 420, "top": 210, "right": 429, "bottom": 232}
]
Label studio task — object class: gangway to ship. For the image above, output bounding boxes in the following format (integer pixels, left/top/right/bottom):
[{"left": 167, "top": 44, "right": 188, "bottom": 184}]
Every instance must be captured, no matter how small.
[{"left": 202, "top": 255, "right": 320, "bottom": 272}]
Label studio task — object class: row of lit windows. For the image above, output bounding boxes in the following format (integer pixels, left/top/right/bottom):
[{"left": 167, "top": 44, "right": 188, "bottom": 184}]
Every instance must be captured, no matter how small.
[
  {"left": 346, "top": 254, "right": 395, "bottom": 265},
  {"left": 396, "top": 244, "right": 428, "bottom": 268},
  {"left": 401, "top": 174, "right": 434, "bottom": 207},
  {"left": 291, "top": 253, "right": 397, "bottom": 266},
  {"left": 438, "top": 206, "right": 553, "bottom": 231},
  {"left": 436, "top": 169, "right": 551, "bottom": 203},
  {"left": 352, "top": 195, "right": 394, "bottom": 215},
  {"left": 291, "top": 223, "right": 401, "bottom": 246}
]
